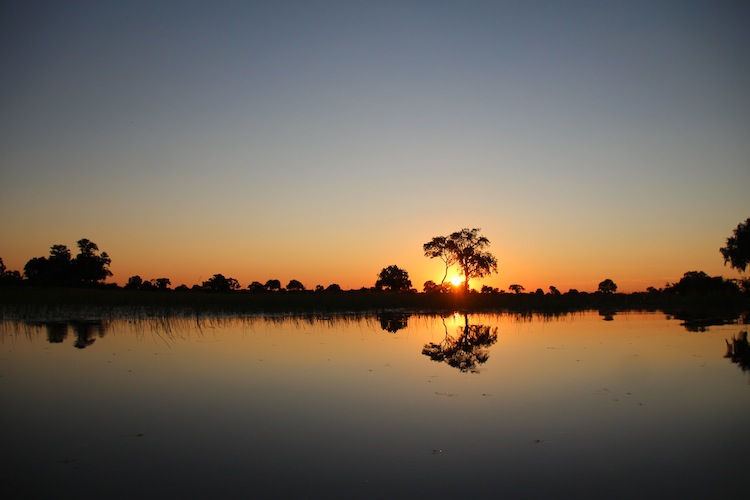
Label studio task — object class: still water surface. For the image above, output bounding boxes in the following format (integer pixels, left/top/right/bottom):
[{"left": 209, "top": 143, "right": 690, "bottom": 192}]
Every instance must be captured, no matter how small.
[{"left": 2, "top": 311, "right": 749, "bottom": 499}]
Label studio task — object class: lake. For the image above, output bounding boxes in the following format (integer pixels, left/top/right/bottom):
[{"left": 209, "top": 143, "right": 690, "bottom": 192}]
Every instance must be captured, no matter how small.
[{"left": 2, "top": 311, "right": 748, "bottom": 499}]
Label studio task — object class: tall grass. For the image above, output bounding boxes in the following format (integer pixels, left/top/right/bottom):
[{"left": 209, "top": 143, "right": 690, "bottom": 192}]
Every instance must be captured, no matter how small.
[{"left": 1, "top": 285, "right": 747, "bottom": 322}]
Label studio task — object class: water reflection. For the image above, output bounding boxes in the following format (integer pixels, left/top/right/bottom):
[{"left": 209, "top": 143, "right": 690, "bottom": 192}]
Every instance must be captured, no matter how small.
[
  {"left": 377, "top": 311, "right": 410, "bottom": 333},
  {"left": 25, "top": 320, "right": 109, "bottom": 349},
  {"left": 598, "top": 308, "right": 616, "bottom": 321},
  {"left": 422, "top": 314, "right": 498, "bottom": 373},
  {"left": 725, "top": 330, "right": 749, "bottom": 372}
]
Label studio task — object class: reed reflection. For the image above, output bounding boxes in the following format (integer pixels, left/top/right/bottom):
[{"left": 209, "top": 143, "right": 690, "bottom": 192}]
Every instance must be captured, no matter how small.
[{"left": 422, "top": 314, "right": 498, "bottom": 373}]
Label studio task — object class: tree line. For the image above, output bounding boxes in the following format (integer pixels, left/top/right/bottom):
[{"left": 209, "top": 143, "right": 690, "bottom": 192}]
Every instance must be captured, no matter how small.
[{"left": 1, "top": 219, "right": 748, "bottom": 295}]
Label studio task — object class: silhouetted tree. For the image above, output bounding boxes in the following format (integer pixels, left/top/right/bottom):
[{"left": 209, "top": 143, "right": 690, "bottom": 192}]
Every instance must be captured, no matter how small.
[
  {"left": 598, "top": 279, "right": 617, "bottom": 294},
  {"left": 72, "top": 239, "right": 112, "bottom": 285},
  {"left": 202, "top": 274, "right": 240, "bottom": 292},
  {"left": 23, "top": 239, "right": 111, "bottom": 287},
  {"left": 125, "top": 275, "right": 143, "bottom": 289},
  {"left": 286, "top": 279, "right": 305, "bottom": 291},
  {"left": 508, "top": 284, "right": 525, "bottom": 294},
  {"left": 423, "top": 236, "right": 456, "bottom": 285},
  {"left": 424, "top": 228, "right": 498, "bottom": 292},
  {"left": 375, "top": 265, "right": 412, "bottom": 291},
  {"left": 423, "top": 280, "right": 452, "bottom": 293},
  {"left": 264, "top": 279, "right": 281, "bottom": 291},
  {"left": 154, "top": 278, "right": 171, "bottom": 290},
  {"left": 720, "top": 218, "right": 750, "bottom": 273},
  {"left": 0, "top": 257, "right": 22, "bottom": 285},
  {"left": 548, "top": 286, "right": 561, "bottom": 296},
  {"left": 665, "top": 271, "right": 739, "bottom": 295},
  {"left": 248, "top": 281, "right": 265, "bottom": 292},
  {"left": 325, "top": 283, "right": 342, "bottom": 292}
]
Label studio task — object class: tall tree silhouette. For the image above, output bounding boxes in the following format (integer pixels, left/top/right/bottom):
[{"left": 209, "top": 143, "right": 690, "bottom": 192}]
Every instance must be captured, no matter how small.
[
  {"left": 424, "top": 228, "right": 498, "bottom": 292},
  {"left": 720, "top": 218, "right": 750, "bottom": 273}
]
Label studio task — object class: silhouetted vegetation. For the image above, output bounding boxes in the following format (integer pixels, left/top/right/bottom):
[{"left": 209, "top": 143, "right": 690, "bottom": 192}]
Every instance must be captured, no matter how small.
[
  {"left": 22, "top": 239, "right": 111, "bottom": 287},
  {"left": 0, "top": 258, "right": 22, "bottom": 286},
  {"left": 375, "top": 265, "right": 412, "bottom": 292},
  {"left": 598, "top": 278, "right": 617, "bottom": 294},
  {"left": 2, "top": 228, "right": 749, "bottom": 322},
  {"left": 424, "top": 228, "right": 497, "bottom": 292},
  {"left": 202, "top": 274, "right": 240, "bottom": 292},
  {"left": 720, "top": 218, "right": 750, "bottom": 273}
]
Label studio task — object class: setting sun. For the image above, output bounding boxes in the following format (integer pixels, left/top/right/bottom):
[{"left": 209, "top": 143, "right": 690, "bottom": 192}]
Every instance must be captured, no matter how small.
[{"left": 450, "top": 276, "right": 464, "bottom": 287}]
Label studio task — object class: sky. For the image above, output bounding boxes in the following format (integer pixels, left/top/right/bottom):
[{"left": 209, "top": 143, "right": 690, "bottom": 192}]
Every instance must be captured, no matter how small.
[{"left": 1, "top": 0, "right": 749, "bottom": 292}]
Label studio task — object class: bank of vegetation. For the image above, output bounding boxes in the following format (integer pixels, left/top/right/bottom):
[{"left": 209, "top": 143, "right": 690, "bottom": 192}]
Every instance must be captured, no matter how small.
[{"left": 1, "top": 221, "right": 748, "bottom": 324}]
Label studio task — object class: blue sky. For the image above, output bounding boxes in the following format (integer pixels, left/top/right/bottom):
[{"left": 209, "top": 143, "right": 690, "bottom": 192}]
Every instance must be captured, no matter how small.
[{"left": 2, "top": 0, "right": 749, "bottom": 291}]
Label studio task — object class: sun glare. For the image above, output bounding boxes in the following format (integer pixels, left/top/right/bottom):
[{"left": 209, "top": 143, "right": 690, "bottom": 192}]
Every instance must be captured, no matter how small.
[{"left": 450, "top": 276, "right": 464, "bottom": 287}]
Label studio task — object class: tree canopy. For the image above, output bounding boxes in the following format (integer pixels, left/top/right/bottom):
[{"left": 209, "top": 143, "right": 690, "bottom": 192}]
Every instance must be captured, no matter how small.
[
  {"left": 720, "top": 218, "right": 750, "bottom": 273},
  {"left": 375, "top": 265, "right": 412, "bottom": 292},
  {"left": 425, "top": 228, "right": 498, "bottom": 292},
  {"left": 23, "top": 239, "right": 111, "bottom": 287},
  {"left": 597, "top": 279, "right": 617, "bottom": 294}
]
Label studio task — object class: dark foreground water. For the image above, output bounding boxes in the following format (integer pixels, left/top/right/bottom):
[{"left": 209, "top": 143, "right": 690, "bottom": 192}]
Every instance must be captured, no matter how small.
[{"left": 2, "top": 311, "right": 749, "bottom": 499}]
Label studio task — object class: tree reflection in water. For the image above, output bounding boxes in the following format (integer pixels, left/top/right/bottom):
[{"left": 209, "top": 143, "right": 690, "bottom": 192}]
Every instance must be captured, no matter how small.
[
  {"left": 422, "top": 315, "right": 498, "bottom": 373},
  {"left": 378, "top": 311, "right": 410, "bottom": 333},
  {"left": 26, "top": 320, "right": 109, "bottom": 349},
  {"left": 725, "top": 330, "right": 749, "bottom": 372}
]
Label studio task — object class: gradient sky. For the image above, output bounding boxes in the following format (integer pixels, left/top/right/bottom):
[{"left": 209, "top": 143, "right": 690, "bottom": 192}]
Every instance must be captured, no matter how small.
[{"left": 2, "top": 0, "right": 749, "bottom": 292}]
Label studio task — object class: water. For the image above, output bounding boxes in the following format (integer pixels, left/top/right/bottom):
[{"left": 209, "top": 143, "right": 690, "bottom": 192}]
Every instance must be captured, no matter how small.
[{"left": 2, "top": 312, "right": 748, "bottom": 499}]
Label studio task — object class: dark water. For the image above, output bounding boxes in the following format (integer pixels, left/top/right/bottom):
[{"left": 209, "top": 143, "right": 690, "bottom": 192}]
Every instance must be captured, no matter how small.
[{"left": 2, "top": 312, "right": 748, "bottom": 499}]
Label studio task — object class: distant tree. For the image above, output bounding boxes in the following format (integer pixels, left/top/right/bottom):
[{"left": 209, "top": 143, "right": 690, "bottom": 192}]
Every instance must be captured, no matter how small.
[
  {"left": 508, "top": 284, "right": 525, "bottom": 294},
  {"left": 0, "top": 258, "right": 21, "bottom": 285},
  {"left": 248, "top": 281, "right": 265, "bottom": 292},
  {"left": 720, "top": 218, "right": 750, "bottom": 273},
  {"left": 548, "top": 286, "right": 561, "bottom": 296},
  {"left": 666, "top": 271, "right": 739, "bottom": 295},
  {"left": 315, "top": 284, "right": 325, "bottom": 292},
  {"left": 72, "top": 239, "right": 112, "bottom": 285},
  {"left": 424, "top": 280, "right": 451, "bottom": 293},
  {"left": 423, "top": 228, "right": 498, "bottom": 292},
  {"left": 154, "top": 278, "right": 171, "bottom": 290},
  {"left": 325, "top": 283, "right": 342, "bottom": 292},
  {"left": 264, "top": 279, "right": 281, "bottom": 291},
  {"left": 375, "top": 265, "right": 412, "bottom": 292},
  {"left": 480, "top": 285, "right": 498, "bottom": 294},
  {"left": 598, "top": 279, "right": 617, "bottom": 294},
  {"left": 174, "top": 284, "right": 189, "bottom": 291},
  {"left": 202, "top": 274, "right": 240, "bottom": 292},
  {"left": 125, "top": 276, "right": 143, "bottom": 289},
  {"left": 286, "top": 279, "right": 305, "bottom": 291}
]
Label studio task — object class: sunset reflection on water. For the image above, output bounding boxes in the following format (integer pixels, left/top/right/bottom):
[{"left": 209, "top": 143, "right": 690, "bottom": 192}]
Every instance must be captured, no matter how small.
[{"left": 2, "top": 312, "right": 748, "bottom": 499}]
